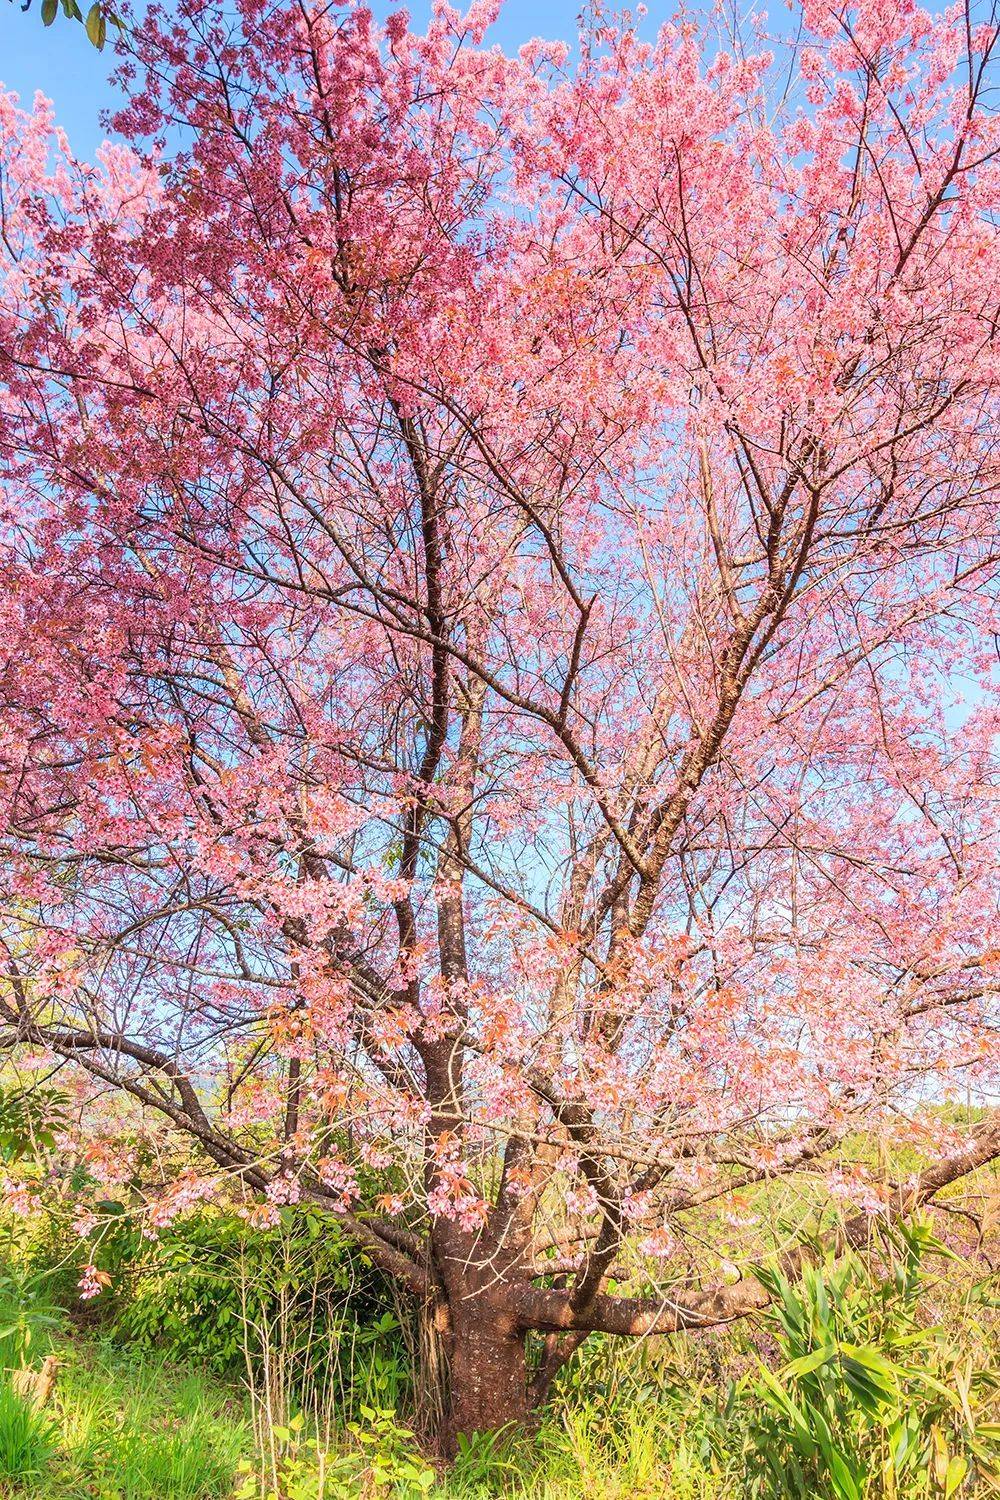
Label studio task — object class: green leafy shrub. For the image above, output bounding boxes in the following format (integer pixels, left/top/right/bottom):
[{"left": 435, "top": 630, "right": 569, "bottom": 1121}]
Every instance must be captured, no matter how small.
[
  {"left": 17, "top": 1192, "right": 145, "bottom": 1322},
  {"left": 115, "top": 1208, "right": 410, "bottom": 1413},
  {"left": 743, "top": 1220, "right": 1000, "bottom": 1500},
  {"left": 0, "top": 1257, "right": 68, "bottom": 1369},
  {"left": 235, "top": 1406, "right": 436, "bottom": 1500},
  {"left": 0, "top": 1084, "right": 69, "bottom": 1165}
]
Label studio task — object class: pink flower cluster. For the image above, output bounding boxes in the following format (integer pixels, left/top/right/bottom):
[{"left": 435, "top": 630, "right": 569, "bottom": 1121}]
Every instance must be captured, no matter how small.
[
  {"left": 77, "top": 1263, "right": 111, "bottom": 1300},
  {"left": 0, "top": 1178, "right": 36, "bottom": 1217},
  {"left": 144, "top": 1173, "right": 215, "bottom": 1239}
]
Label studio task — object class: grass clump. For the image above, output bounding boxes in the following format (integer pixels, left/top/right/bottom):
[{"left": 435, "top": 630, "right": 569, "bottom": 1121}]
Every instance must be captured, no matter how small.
[
  {"left": 0, "top": 1378, "right": 58, "bottom": 1489},
  {"left": 15, "top": 1343, "right": 247, "bottom": 1499}
]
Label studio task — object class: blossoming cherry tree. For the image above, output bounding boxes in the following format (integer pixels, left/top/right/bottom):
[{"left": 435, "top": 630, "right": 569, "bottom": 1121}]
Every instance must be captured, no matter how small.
[{"left": 1, "top": 0, "right": 1000, "bottom": 1444}]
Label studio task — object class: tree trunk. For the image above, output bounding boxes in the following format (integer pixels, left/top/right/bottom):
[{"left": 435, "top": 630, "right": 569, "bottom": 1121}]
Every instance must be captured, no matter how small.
[{"left": 445, "top": 1307, "right": 529, "bottom": 1452}]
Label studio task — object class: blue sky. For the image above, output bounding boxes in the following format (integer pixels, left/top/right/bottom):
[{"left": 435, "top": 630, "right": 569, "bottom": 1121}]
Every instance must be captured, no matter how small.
[
  {"left": 2, "top": 0, "right": 603, "bottom": 159},
  {"left": 3, "top": 6, "right": 127, "bottom": 154}
]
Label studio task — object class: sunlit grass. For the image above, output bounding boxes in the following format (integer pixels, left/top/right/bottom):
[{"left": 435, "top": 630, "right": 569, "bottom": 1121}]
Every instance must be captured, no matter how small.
[{"left": 0, "top": 1335, "right": 248, "bottom": 1498}]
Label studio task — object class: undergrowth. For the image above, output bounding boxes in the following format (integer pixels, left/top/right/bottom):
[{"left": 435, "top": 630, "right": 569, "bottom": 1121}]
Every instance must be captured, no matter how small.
[{"left": 0, "top": 1208, "right": 996, "bottom": 1497}]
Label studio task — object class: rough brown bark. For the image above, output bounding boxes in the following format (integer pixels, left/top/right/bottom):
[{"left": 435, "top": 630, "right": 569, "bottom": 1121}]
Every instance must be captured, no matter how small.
[{"left": 444, "top": 1304, "right": 529, "bottom": 1452}]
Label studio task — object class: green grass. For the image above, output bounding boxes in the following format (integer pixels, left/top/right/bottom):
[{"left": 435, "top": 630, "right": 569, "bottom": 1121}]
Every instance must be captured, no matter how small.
[
  {"left": 0, "top": 1339, "right": 248, "bottom": 1498},
  {"left": 0, "top": 1250, "right": 249, "bottom": 1497},
  {"left": 0, "top": 1379, "right": 58, "bottom": 1488}
]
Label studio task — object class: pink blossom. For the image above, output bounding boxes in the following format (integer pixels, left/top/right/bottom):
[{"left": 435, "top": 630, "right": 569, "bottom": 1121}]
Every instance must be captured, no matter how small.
[
  {"left": 0, "top": 1178, "right": 35, "bottom": 1218},
  {"left": 78, "top": 1264, "right": 110, "bottom": 1300}
]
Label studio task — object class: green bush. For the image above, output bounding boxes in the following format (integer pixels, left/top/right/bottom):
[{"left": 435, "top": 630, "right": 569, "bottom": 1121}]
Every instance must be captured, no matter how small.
[
  {"left": 114, "top": 1208, "right": 410, "bottom": 1413},
  {"left": 0, "top": 1257, "right": 69, "bottom": 1369},
  {"left": 742, "top": 1220, "right": 1000, "bottom": 1499},
  {"left": 17, "top": 1193, "right": 145, "bottom": 1322}
]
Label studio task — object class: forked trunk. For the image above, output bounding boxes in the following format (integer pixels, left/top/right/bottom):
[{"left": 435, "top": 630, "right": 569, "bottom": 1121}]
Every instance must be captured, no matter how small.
[{"left": 445, "top": 1307, "right": 529, "bottom": 1452}]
